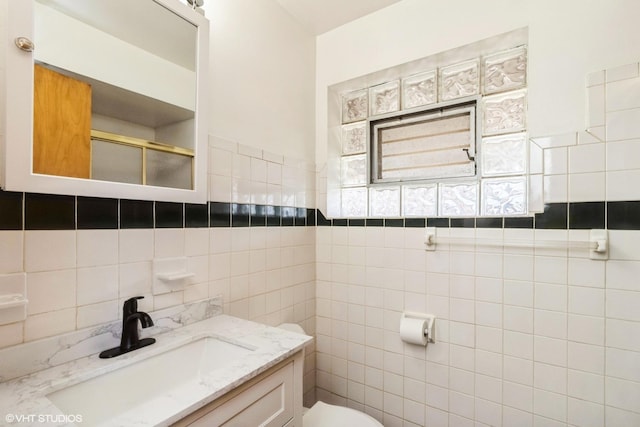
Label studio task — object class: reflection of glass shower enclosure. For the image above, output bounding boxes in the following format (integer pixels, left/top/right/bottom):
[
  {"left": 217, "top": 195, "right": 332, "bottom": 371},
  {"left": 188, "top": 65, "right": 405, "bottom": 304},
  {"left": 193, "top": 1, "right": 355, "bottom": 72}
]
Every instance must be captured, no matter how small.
[{"left": 91, "top": 131, "right": 193, "bottom": 190}]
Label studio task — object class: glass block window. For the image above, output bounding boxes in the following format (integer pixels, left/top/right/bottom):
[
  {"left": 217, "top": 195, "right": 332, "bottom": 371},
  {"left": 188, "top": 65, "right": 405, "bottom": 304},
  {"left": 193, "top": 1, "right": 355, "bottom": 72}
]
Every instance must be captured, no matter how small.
[
  {"left": 332, "top": 43, "right": 529, "bottom": 218},
  {"left": 371, "top": 104, "right": 476, "bottom": 183}
]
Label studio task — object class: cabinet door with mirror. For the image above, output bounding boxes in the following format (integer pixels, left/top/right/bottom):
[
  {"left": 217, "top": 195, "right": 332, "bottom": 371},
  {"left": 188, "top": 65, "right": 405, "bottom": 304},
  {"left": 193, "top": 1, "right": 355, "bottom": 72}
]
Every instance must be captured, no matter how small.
[{"left": 2, "top": 0, "right": 209, "bottom": 203}]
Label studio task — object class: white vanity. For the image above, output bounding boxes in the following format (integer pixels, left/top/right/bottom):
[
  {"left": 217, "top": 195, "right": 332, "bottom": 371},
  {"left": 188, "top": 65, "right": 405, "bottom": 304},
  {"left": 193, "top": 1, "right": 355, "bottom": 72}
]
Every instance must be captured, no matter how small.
[{"left": 0, "top": 303, "right": 311, "bottom": 426}]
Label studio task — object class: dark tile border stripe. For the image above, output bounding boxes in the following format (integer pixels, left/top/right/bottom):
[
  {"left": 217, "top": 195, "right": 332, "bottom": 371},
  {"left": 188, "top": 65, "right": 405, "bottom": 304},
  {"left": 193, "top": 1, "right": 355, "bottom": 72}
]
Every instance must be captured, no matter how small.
[{"left": 5, "top": 192, "right": 640, "bottom": 231}]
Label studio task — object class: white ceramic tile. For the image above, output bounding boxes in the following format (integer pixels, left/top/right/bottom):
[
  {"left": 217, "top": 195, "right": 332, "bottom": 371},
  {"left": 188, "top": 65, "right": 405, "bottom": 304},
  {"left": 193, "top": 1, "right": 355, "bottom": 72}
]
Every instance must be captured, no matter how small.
[
  {"left": 607, "top": 76, "right": 640, "bottom": 112},
  {"left": 543, "top": 174, "right": 567, "bottom": 204},
  {"left": 607, "top": 169, "right": 640, "bottom": 200},
  {"left": 154, "top": 229, "right": 185, "bottom": 259},
  {"left": 567, "top": 342, "right": 604, "bottom": 374},
  {"left": 119, "top": 229, "right": 154, "bottom": 263},
  {"left": 504, "top": 280, "right": 534, "bottom": 307},
  {"left": 475, "top": 373, "right": 502, "bottom": 402},
  {"left": 232, "top": 152, "right": 251, "bottom": 179},
  {"left": 209, "top": 135, "right": 236, "bottom": 152},
  {"left": 568, "top": 314, "right": 604, "bottom": 346},
  {"left": 568, "top": 286, "right": 604, "bottom": 316},
  {"left": 607, "top": 108, "right": 640, "bottom": 141},
  {"left": 475, "top": 301, "right": 501, "bottom": 328},
  {"left": 118, "top": 261, "right": 152, "bottom": 298},
  {"left": 209, "top": 147, "right": 233, "bottom": 177},
  {"left": 504, "top": 331, "right": 533, "bottom": 360},
  {"left": 24, "top": 231, "right": 76, "bottom": 273},
  {"left": 567, "top": 398, "right": 604, "bottom": 427},
  {"left": 587, "top": 84, "right": 605, "bottom": 127},
  {"left": 568, "top": 172, "right": 605, "bottom": 202},
  {"left": 534, "top": 336, "right": 566, "bottom": 367},
  {"left": 568, "top": 143, "right": 605, "bottom": 173},
  {"left": 606, "top": 62, "right": 639, "bottom": 83},
  {"left": 607, "top": 230, "right": 640, "bottom": 261},
  {"left": 606, "top": 289, "right": 640, "bottom": 321},
  {"left": 534, "top": 362, "right": 566, "bottom": 394},
  {"left": 209, "top": 174, "right": 232, "bottom": 202},
  {"left": 503, "top": 381, "right": 533, "bottom": 411},
  {"left": 606, "top": 139, "right": 640, "bottom": 171},
  {"left": 504, "top": 355, "right": 533, "bottom": 386},
  {"left": 504, "top": 305, "right": 533, "bottom": 333},
  {"left": 531, "top": 133, "right": 576, "bottom": 149},
  {"left": 587, "top": 125, "right": 605, "bottom": 141},
  {"left": 577, "top": 130, "right": 601, "bottom": 144},
  {"left": 567, "top": 369, "right": 603, "bottom": 404},
  {"left": 605, "top": 376, "right": 640, "bottom": 412},
  {"left": 503, "top": 406, "right": 533, "bottom": 427},
  {"left": 0, "top": 322, "right": 23, "bottom": 349},
  {"left": 76, "top": 300, "right": 118, "bottom": 329},
  {"left": 533, "top": 389, "right": 566, "bottom": 422},
  {"left": 606, "top": 347, "right": 640, "bottom": 382},
  {"left": 534, "top": 309, "right": 566, "bottom": 339},
  {"left": 76, "top": 230, "right": 118, "bottom": 268},
  {"left": 76, "top": 265, "right": 118, "bottom": 306},
  {"left": 0, "top": 231, "right": 23, "bottom": 274},
  {"left": 26, "top": 269, "right": 76, "bottom": 315},
  {"left": 24, "top": 308, "right": 76, "bottom": 341},
  {"left": 534, "top": 257, "right": 567, "bottom": 286},
  {"left": 475, "top": 398, "right": 502, "bottom": 426},
  {"left": 543, "top": 147, "right": 567, "bottom": 175},
  {"left": 231, "top": 178, "right": 252, "bottom": 204},
  {"left": 250, "top": 157, "right": 267, "bottom": 183},
  {"left": 606, "top": 407, "right": 640, "bottom": 427},
  {"left": 528, "top": 174, "right": 544, "bottom": 212},
  {"left": 449, "top": 390, "right": 474, "bottom": 419},
  {"left": 476, "top": 326, "right": 502, "bottom": 353},
  {"left": 568, "top": 258, "right": 604, "bottom": 288},
  {"left": 586, "top": 70, "right": 605, "bottom": 87}
]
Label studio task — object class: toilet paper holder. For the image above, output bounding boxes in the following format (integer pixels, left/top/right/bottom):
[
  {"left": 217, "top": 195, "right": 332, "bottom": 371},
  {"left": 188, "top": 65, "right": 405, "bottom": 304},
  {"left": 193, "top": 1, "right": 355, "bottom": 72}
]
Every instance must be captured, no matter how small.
[{"left": 402, "top": 312, "right": 436, "bottom": 343}]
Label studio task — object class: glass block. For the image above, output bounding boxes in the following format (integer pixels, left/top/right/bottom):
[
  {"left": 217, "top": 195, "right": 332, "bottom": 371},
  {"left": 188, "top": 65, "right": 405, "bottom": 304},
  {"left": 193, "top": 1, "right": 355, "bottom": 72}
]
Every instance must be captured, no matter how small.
[
  {"left": 342, "top": 122, "right": 367, "bottom": 155},
  {"left": 440, "top": 60, "right": 479, "bottom": 101},
  {"left": 481, "top": 177, "right": 527, "bottom": 216},
  {"left": 369, "top": 81, "right": 400, "bottom": 116},
  {"left": 402, "top": 70, "right": 437, "bottom": 109},
  {"left": 341, "top": 187, "right": 368, "bottom": 217},
  {"left": 483, "top": 89, "right": 526, "bottom": 136},
  {"left": 342, "top": 89, "right": 368, "bottom": 124},
  {"left": 439, "top": 182, "right": 478, "bottom": 217},
  {"left": 482, "top": 133, "right": 527, "bottom": 177},
  {"left": 340, "top": 154, "right": 367, "bottom": 186},
  {"left": 483, "top": 46, "right": 527, "bottom": 95},
  {"left": 402, "top": 184, "right": 437, "bottom": 217},
  {"left": 369, "top": 187, "right": 400, "bottom": 217}
]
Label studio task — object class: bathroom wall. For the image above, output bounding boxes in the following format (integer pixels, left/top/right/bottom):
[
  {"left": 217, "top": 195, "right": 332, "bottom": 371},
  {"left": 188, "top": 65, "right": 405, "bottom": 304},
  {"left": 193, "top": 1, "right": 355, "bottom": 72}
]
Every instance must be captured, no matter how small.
[
  {"left": 313, "top": 1, "right": 640, "bottom": 426},
  {"left": 0, "top": 0, "right": 317, "bottom": 403}
]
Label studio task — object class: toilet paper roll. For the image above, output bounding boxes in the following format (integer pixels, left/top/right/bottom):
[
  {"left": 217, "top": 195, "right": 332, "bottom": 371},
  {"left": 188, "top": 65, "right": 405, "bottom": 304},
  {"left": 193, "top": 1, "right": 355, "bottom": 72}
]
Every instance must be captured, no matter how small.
[{"left": 399, "top": 317, "right": 428, "bottom": 346}]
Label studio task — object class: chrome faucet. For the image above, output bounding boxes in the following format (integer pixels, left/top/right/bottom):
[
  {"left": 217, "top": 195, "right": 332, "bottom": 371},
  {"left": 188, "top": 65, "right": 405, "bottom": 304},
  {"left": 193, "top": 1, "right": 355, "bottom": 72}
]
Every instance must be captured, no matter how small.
[{"left": 99, "top": 296, "right": 156, "bottom": 359}]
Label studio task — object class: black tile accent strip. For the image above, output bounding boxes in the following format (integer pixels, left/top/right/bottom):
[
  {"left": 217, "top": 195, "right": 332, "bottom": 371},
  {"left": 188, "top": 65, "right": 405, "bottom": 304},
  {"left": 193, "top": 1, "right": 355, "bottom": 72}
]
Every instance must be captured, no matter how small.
[
  {"left": 25, "top": 193, "right": 75, "bottom": 230},
  {"left": 405, "top": 218, "right": 426, "bottom": 228},
  {"left": 366, "top": 218, "right": 383, "bottom": 227},
  {"left": 504, "top": 217, "right": 534, "bottom": 229},
  {"left": 608, "top": 201, "right": 640, "bottom": 230},
  {"left": 231, "top": 203, "right": 250, "bottom": 227},
  {"left": 185, "top": 203, "right": 209, "bottom": 228},
  {"left": 428, "top": 218, "right": 450, "bottom": 227},
  {"left": 476, "top": 217, "right": 503, "bottom": 228},
  {"left": 348, "top": 219, "right": 365, "bottom": 227},
  {"left": 534, "top": 203, "right": 568, "bottom": 229},
  {"left": 451, "top": 218, "right": 475, "bottom": 228},
  {"left": 210, "top": 202, "right": 231, "bottom": 227},
  {"left": 251, "top": 205, "right": 266, "bottom": 227},
  {"left": 332, "top": 219, "right": 347, "bottom": 226},
  {"left": 385, "top": 219, "right": 404, "bottom": 227},
  {"left": 77, "top": 197, "right": 118, "bottom": 229},
  {"left": 317, "top": 210, "right": 331, "bottom": 226},
  {"left": 295, "top": 208, "right": 306, "bottom": 226},
  {"left": 155, "top": 202, "right": 184, "bottom": 228},
  {"left": 281, "top": 207, "right": 295, "bottom": 226},
  {"left": 306, "top": 209, "right": 316, "bottom": 227},
  {"left": 266, "top": 206, "right": 281, "bottom": 227},
  {"left": 120, "top": 199, "right": 153, "bottom": 229},
  {"left": 0, "top": 191, "right": 23, "bottom": 230},
  {"left": 569, "top": 202, "right": 605, "bottom": 230}
]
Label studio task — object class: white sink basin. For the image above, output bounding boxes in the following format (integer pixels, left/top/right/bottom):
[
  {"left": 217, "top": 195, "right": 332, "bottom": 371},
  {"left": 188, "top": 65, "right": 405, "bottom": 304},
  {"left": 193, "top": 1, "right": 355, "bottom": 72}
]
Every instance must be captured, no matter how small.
[{"left": 46, "top": 336, "right": 253, "bottom": 425}]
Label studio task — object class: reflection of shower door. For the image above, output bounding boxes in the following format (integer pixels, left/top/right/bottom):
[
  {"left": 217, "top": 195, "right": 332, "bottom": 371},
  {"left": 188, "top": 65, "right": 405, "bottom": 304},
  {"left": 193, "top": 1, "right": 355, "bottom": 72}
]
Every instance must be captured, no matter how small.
[{"left": 33, "top": 64, "right": 92, "bottom": 179}]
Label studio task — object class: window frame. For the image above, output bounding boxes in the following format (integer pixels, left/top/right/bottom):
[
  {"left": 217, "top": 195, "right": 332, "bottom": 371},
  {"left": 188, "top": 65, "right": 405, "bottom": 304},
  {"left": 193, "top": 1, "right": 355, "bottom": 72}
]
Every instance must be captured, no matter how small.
[{"left": 369, "top": 99, "right": 479, "bottom": 185}]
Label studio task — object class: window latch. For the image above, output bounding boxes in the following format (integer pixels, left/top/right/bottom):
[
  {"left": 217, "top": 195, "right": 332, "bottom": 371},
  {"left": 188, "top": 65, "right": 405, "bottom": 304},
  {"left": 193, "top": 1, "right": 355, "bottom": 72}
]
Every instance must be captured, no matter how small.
[{"left": 462, "top": 148, "right": 475, "bottom": 161}]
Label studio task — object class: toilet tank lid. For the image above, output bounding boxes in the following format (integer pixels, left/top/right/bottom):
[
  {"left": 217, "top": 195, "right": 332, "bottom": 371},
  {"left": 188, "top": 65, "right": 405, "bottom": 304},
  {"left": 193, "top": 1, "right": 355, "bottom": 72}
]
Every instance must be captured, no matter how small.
[{"left": 277, "top": 323, "right": 306, "bottom": 334}]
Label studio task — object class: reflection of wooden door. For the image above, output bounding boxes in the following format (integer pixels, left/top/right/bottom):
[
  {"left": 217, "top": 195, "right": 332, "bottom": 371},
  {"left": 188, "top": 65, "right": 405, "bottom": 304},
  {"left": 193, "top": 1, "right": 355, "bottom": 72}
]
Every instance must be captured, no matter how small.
[{"left": 33, "top": 64, "right": 91, "bottom": 178}]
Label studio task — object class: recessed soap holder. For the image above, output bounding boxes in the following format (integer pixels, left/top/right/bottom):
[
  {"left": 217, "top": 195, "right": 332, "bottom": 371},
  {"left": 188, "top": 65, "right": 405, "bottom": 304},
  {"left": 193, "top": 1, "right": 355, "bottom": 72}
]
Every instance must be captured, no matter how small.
[
  {"left": 0, "top": 273, "right": 28, "bottom": 325},
  {"left": 152, "top": 257, "right": 195, "bottom": 295}
]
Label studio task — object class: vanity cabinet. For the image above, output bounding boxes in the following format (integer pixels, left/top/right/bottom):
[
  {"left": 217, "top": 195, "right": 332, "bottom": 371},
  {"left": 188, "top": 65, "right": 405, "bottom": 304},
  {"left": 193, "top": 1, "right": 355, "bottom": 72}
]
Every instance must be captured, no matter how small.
[{"left": 173, "top": 351, "right": 304, "bottom": 427}]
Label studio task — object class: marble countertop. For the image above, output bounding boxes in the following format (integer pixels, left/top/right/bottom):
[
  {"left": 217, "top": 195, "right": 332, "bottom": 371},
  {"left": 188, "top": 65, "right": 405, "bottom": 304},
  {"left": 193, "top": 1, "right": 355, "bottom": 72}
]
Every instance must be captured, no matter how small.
[{"left": 0, "top": 315, "right": 312, "bottom": 427}]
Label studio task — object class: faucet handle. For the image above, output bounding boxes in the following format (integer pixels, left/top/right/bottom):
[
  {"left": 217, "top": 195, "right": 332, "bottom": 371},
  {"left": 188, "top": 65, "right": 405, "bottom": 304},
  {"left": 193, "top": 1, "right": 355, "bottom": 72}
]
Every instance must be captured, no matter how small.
[{"left": 123, "top": 296, "right": 145, "bottom": 315}]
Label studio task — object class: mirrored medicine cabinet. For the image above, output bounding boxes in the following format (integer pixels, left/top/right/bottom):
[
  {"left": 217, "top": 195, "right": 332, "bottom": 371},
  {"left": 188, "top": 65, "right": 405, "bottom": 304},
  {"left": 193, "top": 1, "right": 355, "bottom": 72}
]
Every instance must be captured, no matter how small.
[{"left": 1, "top": 0, "right": 209, "bottom": 203}]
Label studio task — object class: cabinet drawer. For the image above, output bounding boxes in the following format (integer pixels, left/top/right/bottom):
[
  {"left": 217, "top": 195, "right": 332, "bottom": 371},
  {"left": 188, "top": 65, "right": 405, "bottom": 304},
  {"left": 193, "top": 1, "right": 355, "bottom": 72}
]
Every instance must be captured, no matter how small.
[{"left": 184, "top": 361, "right": 294, "bottom": 427}]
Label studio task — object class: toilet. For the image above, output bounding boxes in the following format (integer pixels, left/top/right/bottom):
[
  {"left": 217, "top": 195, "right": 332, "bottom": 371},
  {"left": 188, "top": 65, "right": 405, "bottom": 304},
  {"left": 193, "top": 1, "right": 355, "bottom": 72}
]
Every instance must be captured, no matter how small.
[{"left": 278, "top": 323, "right": 383, "bottom": 427}]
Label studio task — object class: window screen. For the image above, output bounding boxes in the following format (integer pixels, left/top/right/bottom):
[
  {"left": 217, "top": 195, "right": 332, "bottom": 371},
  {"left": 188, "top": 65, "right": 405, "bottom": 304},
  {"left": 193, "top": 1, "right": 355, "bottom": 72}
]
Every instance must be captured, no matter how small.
[{"left": 371, "top": 104, "right": 476, "bottom": 183}]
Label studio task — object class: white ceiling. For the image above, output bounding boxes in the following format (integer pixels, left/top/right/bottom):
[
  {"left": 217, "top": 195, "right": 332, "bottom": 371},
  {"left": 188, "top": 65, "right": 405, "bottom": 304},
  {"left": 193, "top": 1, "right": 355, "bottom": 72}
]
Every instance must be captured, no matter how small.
[{"left": 274, "top": 0, "right": 402, "bottom": 35}]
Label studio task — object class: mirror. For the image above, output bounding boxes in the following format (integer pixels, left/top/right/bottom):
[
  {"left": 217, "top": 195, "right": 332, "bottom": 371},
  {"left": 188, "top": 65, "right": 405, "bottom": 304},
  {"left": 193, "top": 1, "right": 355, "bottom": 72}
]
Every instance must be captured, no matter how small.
[{"left": 2, "top": 0, "right": 209, "bottom": 203}]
